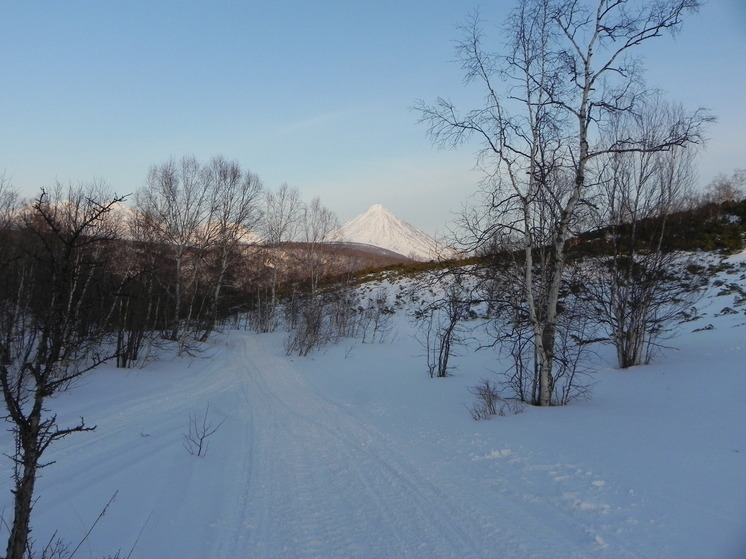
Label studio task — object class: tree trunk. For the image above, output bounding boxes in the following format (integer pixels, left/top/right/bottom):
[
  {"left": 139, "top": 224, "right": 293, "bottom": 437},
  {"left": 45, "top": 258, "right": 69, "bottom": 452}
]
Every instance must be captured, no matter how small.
[{"left": 6, "top": 420, "right": 40, "bottom": 559}]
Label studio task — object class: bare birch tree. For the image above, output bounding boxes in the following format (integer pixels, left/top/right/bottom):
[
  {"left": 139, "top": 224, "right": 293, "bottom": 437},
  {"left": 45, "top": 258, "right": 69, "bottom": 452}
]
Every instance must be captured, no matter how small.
[
  {"left": 414, "top": 273, "right": 472, "bottom": 378},
  {"left": 299, "top": 196, "right": 339, "bottom": 295},
  {"left": 135, "top": 156, "right": 212, "bottom": 348},
  {"left": 584, "top": 97, "right": 703, "bottom": 367},
  {"left": 416, "top": 0, "right": 710, "bottom": 405},
  {"left": 704, "top": 169, "right": 745, "bottom": 204},
  {"left": 257, "top": 183, "right": 302, "bottom": 332},
  {"left": 201, "top": 156, "right": 263, "bottom": 339},
  {"left": 284, "top": 197, "right": 341, "bottom": 356}
]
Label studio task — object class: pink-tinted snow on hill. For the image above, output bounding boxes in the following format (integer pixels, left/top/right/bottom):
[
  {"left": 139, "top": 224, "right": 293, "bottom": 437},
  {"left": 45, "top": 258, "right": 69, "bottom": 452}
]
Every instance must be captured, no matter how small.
[{"left": 334, "top": 204, "right": 454, "bottom": 261}]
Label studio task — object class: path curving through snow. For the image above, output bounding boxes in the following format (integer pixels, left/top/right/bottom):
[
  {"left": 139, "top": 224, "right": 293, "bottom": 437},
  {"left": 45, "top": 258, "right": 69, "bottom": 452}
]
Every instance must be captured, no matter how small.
[
  {"left": 7, "top": 324, "right": 734, "bottom": 558},
  {"left": 168, "top": 332, "right": 645, "bottom": 559},
  {"left": 212, "top": 333, "right": 511, "bottom": 558}
]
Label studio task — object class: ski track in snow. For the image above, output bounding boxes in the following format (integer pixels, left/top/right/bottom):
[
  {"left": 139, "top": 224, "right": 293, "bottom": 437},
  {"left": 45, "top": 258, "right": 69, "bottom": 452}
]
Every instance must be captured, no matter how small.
[
  {"left": 217, "top": 334, "right": 505, "bottom": 558},
  {"left": 206, "top": 334, "right": 619, "bottom": 559},
  {"left": 17, "top": 331, "right": 654, "bottom": 559}
]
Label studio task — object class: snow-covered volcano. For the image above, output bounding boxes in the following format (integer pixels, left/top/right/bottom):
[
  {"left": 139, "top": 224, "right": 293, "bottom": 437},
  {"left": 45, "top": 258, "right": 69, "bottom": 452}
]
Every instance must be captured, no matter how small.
[{"left": 334, "top": 204, "right": 449, "bottom": 261}]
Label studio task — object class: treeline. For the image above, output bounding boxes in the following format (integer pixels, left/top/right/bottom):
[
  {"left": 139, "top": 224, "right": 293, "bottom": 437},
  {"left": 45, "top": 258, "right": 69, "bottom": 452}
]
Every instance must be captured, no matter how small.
[
  {"left": 0, "top": 156, "right": 369, "bottom": 370},
  {"left": 571, "top": 198, "right": 746, "bottom": 258}
]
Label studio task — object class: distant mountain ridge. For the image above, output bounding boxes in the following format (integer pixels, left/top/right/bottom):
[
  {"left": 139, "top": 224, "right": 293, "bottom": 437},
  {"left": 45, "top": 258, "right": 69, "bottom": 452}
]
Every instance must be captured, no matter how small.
[{"left": 333, "top": 204, "right": 451, "bottom": 261}]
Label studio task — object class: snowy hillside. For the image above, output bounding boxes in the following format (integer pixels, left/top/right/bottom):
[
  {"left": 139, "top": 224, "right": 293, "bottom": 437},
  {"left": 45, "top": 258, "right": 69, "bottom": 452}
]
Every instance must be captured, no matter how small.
[
  {"left": 334, "top": 204, "right": 454, "bottom": 261},
  {"left": 1, "top": 253, "right": 745, "bottom": 558}
]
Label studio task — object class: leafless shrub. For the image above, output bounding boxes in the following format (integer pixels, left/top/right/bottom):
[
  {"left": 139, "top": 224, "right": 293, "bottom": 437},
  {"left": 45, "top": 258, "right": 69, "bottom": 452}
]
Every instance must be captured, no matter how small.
[
  {"left": 284, "top": 297, "right": 326, "bottom": 356},
  {"left": 416, "top": 310, "right": 440, "bottom": 378},
  {"left": 358, "top": 287, "right": 394, "bottom": 344},
  {"left": 468, "top": 379, "right": 525, "bottom": 420},
  {"left": 327, "top": 279, "right": 361, "bottom": 340},
  {"left": 414, "top": 275, "right": 472, "bottom": 378},
  {"left": 183, "top": 404, "right": 226, "bottom": 457},
  {"left": 468, "top": 379, "right": 500, "bottom": 419},
  {"left": 283, "top": 278, "right": 396, "bottom": 357}
]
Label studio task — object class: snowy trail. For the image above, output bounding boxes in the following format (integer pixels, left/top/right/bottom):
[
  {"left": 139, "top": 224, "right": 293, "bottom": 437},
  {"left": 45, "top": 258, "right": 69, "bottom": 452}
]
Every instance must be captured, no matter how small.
[
  {"left": 201, "top": 333, "right": 635, "bottom": 559},
  {"left": 217, "top": 334, "right": 501, "bottom": 558},
  {"left": 11, "top": 326, "right": 726, "bottom": 558}
]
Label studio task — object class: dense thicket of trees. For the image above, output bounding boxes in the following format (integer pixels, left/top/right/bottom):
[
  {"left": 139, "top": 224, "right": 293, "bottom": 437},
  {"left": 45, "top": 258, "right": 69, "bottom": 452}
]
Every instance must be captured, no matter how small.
[{"left": 132, "top": 155, "right": 265, "bottom": 352}]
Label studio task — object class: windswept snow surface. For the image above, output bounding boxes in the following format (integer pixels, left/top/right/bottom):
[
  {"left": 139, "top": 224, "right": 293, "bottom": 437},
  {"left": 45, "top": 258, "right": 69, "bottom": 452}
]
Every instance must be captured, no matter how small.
[
  {"left": 1, "top": 256, "right": 745, "bottom": 558},
  {"left": 334, "top": 204, "right": 453, "bottom": 261}
]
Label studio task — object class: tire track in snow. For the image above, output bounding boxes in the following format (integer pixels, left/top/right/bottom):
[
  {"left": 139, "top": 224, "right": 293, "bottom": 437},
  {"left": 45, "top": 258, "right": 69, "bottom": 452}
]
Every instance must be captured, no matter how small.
[{"left": 20, "top": 341, "right": 250, "bottom": 554}]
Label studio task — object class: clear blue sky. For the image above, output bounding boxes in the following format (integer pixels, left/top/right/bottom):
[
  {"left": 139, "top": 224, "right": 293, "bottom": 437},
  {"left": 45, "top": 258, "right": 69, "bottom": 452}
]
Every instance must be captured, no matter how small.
[{"left": 1, "top": 1, "right": 744, "bottom": 236}]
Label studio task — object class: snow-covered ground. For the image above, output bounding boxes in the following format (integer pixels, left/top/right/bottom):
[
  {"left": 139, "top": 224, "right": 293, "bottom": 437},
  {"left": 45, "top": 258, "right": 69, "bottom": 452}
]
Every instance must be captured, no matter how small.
[{"left": 1, "top": 254, "right": 745, "bottom": 558}]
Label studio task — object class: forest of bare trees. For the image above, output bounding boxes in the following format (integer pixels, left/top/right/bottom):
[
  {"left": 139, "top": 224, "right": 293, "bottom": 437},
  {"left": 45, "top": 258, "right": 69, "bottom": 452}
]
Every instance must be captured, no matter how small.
[{"left": 0, "top": 156, "right": 358, "bottom": 558}]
